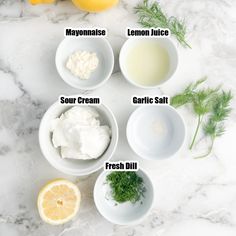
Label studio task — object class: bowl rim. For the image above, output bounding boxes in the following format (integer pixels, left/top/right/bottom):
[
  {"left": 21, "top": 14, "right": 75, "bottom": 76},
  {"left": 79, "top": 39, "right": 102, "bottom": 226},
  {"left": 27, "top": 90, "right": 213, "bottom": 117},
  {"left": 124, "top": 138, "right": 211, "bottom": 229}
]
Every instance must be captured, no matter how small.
[
  {"left": 38, "top": 101, "right": 119, "bottom": 176},
  {"left": 55, "top": 37, "right": 114, "bottom": 90},
  {"left": 119, "top": 37, "right": 178, "bottom": 89},
  {"left": 126, "top": 105, "right": 186, "bottom": 160},
  {"left": 93, "top": 167, "right": 155, "bottom": 225}
]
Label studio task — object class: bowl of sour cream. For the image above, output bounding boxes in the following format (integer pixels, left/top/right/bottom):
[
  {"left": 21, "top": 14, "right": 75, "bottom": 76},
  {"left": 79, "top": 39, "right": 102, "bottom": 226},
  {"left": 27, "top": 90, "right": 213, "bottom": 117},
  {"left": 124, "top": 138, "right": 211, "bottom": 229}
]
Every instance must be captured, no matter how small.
[
  {"left": 39, "top": 102, "right": 118, "bottom": 176},
  {"left": 119, "top": 38, "right": 178, "bottom": 89}
]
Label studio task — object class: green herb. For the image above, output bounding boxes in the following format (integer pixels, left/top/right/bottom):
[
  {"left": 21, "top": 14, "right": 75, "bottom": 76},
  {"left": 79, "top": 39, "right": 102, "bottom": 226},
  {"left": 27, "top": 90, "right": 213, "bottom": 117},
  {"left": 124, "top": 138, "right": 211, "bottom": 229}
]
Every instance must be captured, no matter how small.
[
  {"left": 171, "top": 79, "right": 233, "bottom": 157},
  {"left": 189, "top": 87, "right": 220, "bottom": 149},
  {"left": 106, "top": 171, "right": 145, "bottom": 204},
  {"left": 170, "top": 78, "right": 206, "bottom": 108},
  {"left": 171, "top": 78, "right": 219, "bottom": 149},
  {"left": 135, "top": 0, "right": 191, "bottom": 48},
  {"left": 196, "top": 91, "right": 233, "bottom": 158}
]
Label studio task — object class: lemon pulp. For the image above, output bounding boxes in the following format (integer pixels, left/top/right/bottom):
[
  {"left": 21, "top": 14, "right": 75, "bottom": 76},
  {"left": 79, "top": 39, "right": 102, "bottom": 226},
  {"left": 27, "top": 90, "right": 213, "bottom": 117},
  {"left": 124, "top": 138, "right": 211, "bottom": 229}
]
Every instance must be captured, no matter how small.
[{"left": 37, "top": 179, "right": 81, "bottom": 225}]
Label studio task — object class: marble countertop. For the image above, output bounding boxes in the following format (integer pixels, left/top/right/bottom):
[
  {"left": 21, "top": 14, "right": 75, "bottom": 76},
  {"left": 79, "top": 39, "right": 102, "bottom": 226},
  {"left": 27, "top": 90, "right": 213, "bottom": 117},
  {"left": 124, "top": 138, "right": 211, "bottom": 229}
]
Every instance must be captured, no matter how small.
[{"left": 1, "top": 0, "right": 236, "bottom": 235}]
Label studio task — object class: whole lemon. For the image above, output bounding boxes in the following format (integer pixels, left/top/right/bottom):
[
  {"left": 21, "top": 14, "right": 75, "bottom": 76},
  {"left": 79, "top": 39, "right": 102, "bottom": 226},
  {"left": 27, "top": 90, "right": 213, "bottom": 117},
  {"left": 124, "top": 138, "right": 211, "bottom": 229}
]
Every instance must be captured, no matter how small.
[
  {"left": 71, "top": 0, "right": 119, "bottom": 12},
  {"left": 29, "top": 0, "right": 55, "bottom": 4}
]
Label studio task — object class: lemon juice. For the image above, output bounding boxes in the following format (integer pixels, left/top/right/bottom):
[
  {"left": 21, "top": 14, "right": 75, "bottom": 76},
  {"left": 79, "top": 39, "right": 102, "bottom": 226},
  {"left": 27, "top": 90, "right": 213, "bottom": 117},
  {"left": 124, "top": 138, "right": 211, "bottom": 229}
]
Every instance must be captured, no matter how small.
[{"left": 126, "top": 40, "right": 170, "bottom": 87}]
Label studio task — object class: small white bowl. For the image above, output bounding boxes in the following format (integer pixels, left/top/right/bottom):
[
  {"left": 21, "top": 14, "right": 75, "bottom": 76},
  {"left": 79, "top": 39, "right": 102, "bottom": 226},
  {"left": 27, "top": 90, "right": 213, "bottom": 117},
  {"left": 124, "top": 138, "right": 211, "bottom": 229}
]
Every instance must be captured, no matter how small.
[
  {"left": 39, "top": 102, "right": 118, "bottom": 176},
  {"left": 94, "top": 168, "right": 154, "bottom": 225},
  {"left": 56, "top": 37, "right": 114, "bottom": 90},
  {"left": 119, "top": 38, "right": 178, "bottom": 89},
  {"left": 126, "top": 105, "right": 186, "bottom": 160}
]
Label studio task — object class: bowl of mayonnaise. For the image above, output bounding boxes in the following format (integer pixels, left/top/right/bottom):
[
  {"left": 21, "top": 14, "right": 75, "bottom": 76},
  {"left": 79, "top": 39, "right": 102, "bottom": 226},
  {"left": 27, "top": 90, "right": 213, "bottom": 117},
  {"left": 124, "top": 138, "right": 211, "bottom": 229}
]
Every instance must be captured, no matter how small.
[
  {"left": 56, "top": 37, "right": 114, "bottom": 90},
  {"left": 39, "top": 102, "right": 118, "bottom": 176}
]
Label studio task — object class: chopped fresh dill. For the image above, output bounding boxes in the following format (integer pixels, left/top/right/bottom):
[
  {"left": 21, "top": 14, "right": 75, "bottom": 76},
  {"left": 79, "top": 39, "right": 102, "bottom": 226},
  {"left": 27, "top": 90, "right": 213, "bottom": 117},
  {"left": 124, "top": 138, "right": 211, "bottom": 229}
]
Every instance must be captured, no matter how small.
[{"left": 106, "top": 171, "right": 146, "bottom": 204}]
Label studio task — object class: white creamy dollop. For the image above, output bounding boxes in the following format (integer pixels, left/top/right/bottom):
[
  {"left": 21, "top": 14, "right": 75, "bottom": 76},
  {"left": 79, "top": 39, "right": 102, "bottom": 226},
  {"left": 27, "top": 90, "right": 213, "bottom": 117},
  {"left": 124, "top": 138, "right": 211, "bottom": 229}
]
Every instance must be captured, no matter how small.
[
  {"left": 51, "top": 106, "right": 111, "bottom": 160},
  {"left": 66, "top": 50, "right": 99, "bottom": 80}
]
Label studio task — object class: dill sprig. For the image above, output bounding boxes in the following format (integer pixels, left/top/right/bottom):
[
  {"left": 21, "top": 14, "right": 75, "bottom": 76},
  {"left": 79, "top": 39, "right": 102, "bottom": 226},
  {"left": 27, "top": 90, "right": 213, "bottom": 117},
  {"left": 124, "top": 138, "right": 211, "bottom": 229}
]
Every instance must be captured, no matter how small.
[
  {"left": 171, "top": 79, "right": 232, "bottom": 157},
  {"left": 107, "top": 171, "right": 145, "bottom": 204},
  {"left": 196, "top": 91, "right": 233, "bottom": 158},
  {"left": 135, "top": 0, "right": 191, "bottom": 48},
  {"left": 171, "top": 78, "right": 219, "bottom": 149},
  {"left": 190, "top": 87, "right": 220, "bottom": 149},
  {"left": 170, "top": 78, "right": 206, "bottom": 108}
]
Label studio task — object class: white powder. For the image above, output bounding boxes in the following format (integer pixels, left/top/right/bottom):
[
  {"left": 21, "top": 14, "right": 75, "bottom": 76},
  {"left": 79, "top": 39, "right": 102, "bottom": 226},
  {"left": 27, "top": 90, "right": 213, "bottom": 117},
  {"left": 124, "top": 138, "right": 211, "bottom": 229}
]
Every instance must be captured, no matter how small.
[{"left": 66, "top": 50, "right": 99, "bottom": 80}]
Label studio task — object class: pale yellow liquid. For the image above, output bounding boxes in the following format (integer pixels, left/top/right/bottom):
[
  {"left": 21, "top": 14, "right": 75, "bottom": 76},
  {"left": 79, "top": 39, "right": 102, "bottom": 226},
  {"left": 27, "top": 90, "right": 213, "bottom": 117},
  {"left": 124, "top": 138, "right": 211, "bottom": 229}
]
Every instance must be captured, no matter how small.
[{"left": 126, "top": 40, "right": 170, "bottom": 86}]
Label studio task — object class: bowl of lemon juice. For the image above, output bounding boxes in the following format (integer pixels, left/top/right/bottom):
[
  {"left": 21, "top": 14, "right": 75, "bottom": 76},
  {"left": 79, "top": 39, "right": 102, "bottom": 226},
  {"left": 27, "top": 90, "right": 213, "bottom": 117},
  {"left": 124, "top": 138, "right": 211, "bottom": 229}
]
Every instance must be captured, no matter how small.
[{"left": 119, "top": 38, "right": 178, "bottom": 89}]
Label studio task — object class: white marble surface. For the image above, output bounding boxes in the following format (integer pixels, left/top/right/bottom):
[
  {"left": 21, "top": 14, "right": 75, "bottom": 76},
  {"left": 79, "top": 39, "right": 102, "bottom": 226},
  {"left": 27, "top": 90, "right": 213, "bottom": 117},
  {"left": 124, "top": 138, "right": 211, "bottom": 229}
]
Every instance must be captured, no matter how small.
[{"left": 0, "top": 0, "right": 236, "bottom": 235}]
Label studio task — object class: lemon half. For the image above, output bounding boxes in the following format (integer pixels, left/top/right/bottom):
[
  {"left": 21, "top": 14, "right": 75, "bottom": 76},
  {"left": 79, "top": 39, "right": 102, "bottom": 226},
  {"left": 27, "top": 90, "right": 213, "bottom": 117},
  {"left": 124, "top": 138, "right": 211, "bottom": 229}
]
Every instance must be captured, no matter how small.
[{"left": 37, "top": 179, "right": 81, "bottom": 225}]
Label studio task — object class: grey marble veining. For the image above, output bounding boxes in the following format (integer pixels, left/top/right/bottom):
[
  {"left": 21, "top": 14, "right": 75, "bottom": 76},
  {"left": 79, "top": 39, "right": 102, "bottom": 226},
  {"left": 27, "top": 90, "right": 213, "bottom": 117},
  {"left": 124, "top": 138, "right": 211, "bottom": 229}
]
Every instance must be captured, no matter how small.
[{"left": 0, "top": 0, "right": 236, "bottom": 235}]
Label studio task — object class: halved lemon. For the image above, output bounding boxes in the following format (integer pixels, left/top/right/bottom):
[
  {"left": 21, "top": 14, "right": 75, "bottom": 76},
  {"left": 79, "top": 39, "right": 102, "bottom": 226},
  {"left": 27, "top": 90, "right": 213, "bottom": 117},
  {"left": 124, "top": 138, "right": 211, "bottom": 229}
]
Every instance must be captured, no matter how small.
[{"left": 37, "top": 179, "right": 81, "bottom": 225}]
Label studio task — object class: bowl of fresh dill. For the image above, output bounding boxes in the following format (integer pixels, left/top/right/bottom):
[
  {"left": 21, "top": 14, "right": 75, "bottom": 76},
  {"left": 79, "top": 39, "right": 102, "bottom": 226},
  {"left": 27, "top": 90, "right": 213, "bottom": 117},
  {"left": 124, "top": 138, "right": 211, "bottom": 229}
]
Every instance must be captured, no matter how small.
[{"left": 93, "top": 168, "right": 154, "bottom": 225}]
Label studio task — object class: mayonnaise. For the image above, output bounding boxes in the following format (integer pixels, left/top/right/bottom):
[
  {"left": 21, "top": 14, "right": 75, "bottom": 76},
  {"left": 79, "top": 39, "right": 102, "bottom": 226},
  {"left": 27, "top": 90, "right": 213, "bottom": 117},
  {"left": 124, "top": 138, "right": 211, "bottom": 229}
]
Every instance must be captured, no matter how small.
[{"left": 66, "top": 50, "right": 99, "bottom": 80}]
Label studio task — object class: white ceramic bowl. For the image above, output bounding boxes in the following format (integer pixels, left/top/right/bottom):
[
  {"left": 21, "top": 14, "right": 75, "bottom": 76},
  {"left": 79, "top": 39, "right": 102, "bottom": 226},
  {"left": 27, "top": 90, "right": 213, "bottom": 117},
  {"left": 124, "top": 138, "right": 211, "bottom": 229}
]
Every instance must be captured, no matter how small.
[
  {"left": 119, "top": 38, "right": 178, "bottom": 89},
  {"left": 56, "top": 37, "right": 114, "bottom": 90},
  {"left": 39, "top": 102, "right": 118, "bottom": 176},
  {"left": 126, "top": 105, "right": 186, "bottom": 160},
  {"left": 94, "top": 168, "right": 154, "bottom": 225}
]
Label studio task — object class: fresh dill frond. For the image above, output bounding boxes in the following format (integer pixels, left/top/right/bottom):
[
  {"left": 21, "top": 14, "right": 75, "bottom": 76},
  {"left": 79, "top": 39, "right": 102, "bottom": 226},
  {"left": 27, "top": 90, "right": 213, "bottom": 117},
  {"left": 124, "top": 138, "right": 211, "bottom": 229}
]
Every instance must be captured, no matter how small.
[
  {"left": 170, "top": 78, "right": 232, "bottom": 156},
  {"left": 192, "top": 87, "right": 220, "bottom": 116},
  {"left": 194, "top": 91, "right": 233, "bottom": 158},
  {"left": 135, "top": 0, "right": 191, "bottom": 48},
  {"left": 170, "top": 78, "right": 206, "bottom": 108},
  {"left": 204, "top": 91, "right": 232, "bottom": 138}
]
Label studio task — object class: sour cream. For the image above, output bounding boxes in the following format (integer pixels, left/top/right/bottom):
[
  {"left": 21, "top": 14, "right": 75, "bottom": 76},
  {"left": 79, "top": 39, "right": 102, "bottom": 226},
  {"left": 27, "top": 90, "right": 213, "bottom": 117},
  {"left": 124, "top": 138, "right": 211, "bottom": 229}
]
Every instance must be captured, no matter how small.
[
  {"left": 66, "top": 50, "right": 99, "bottom": 80},
  {"left": 51, "top": 106, "right": 111, "bottom": 160}
]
